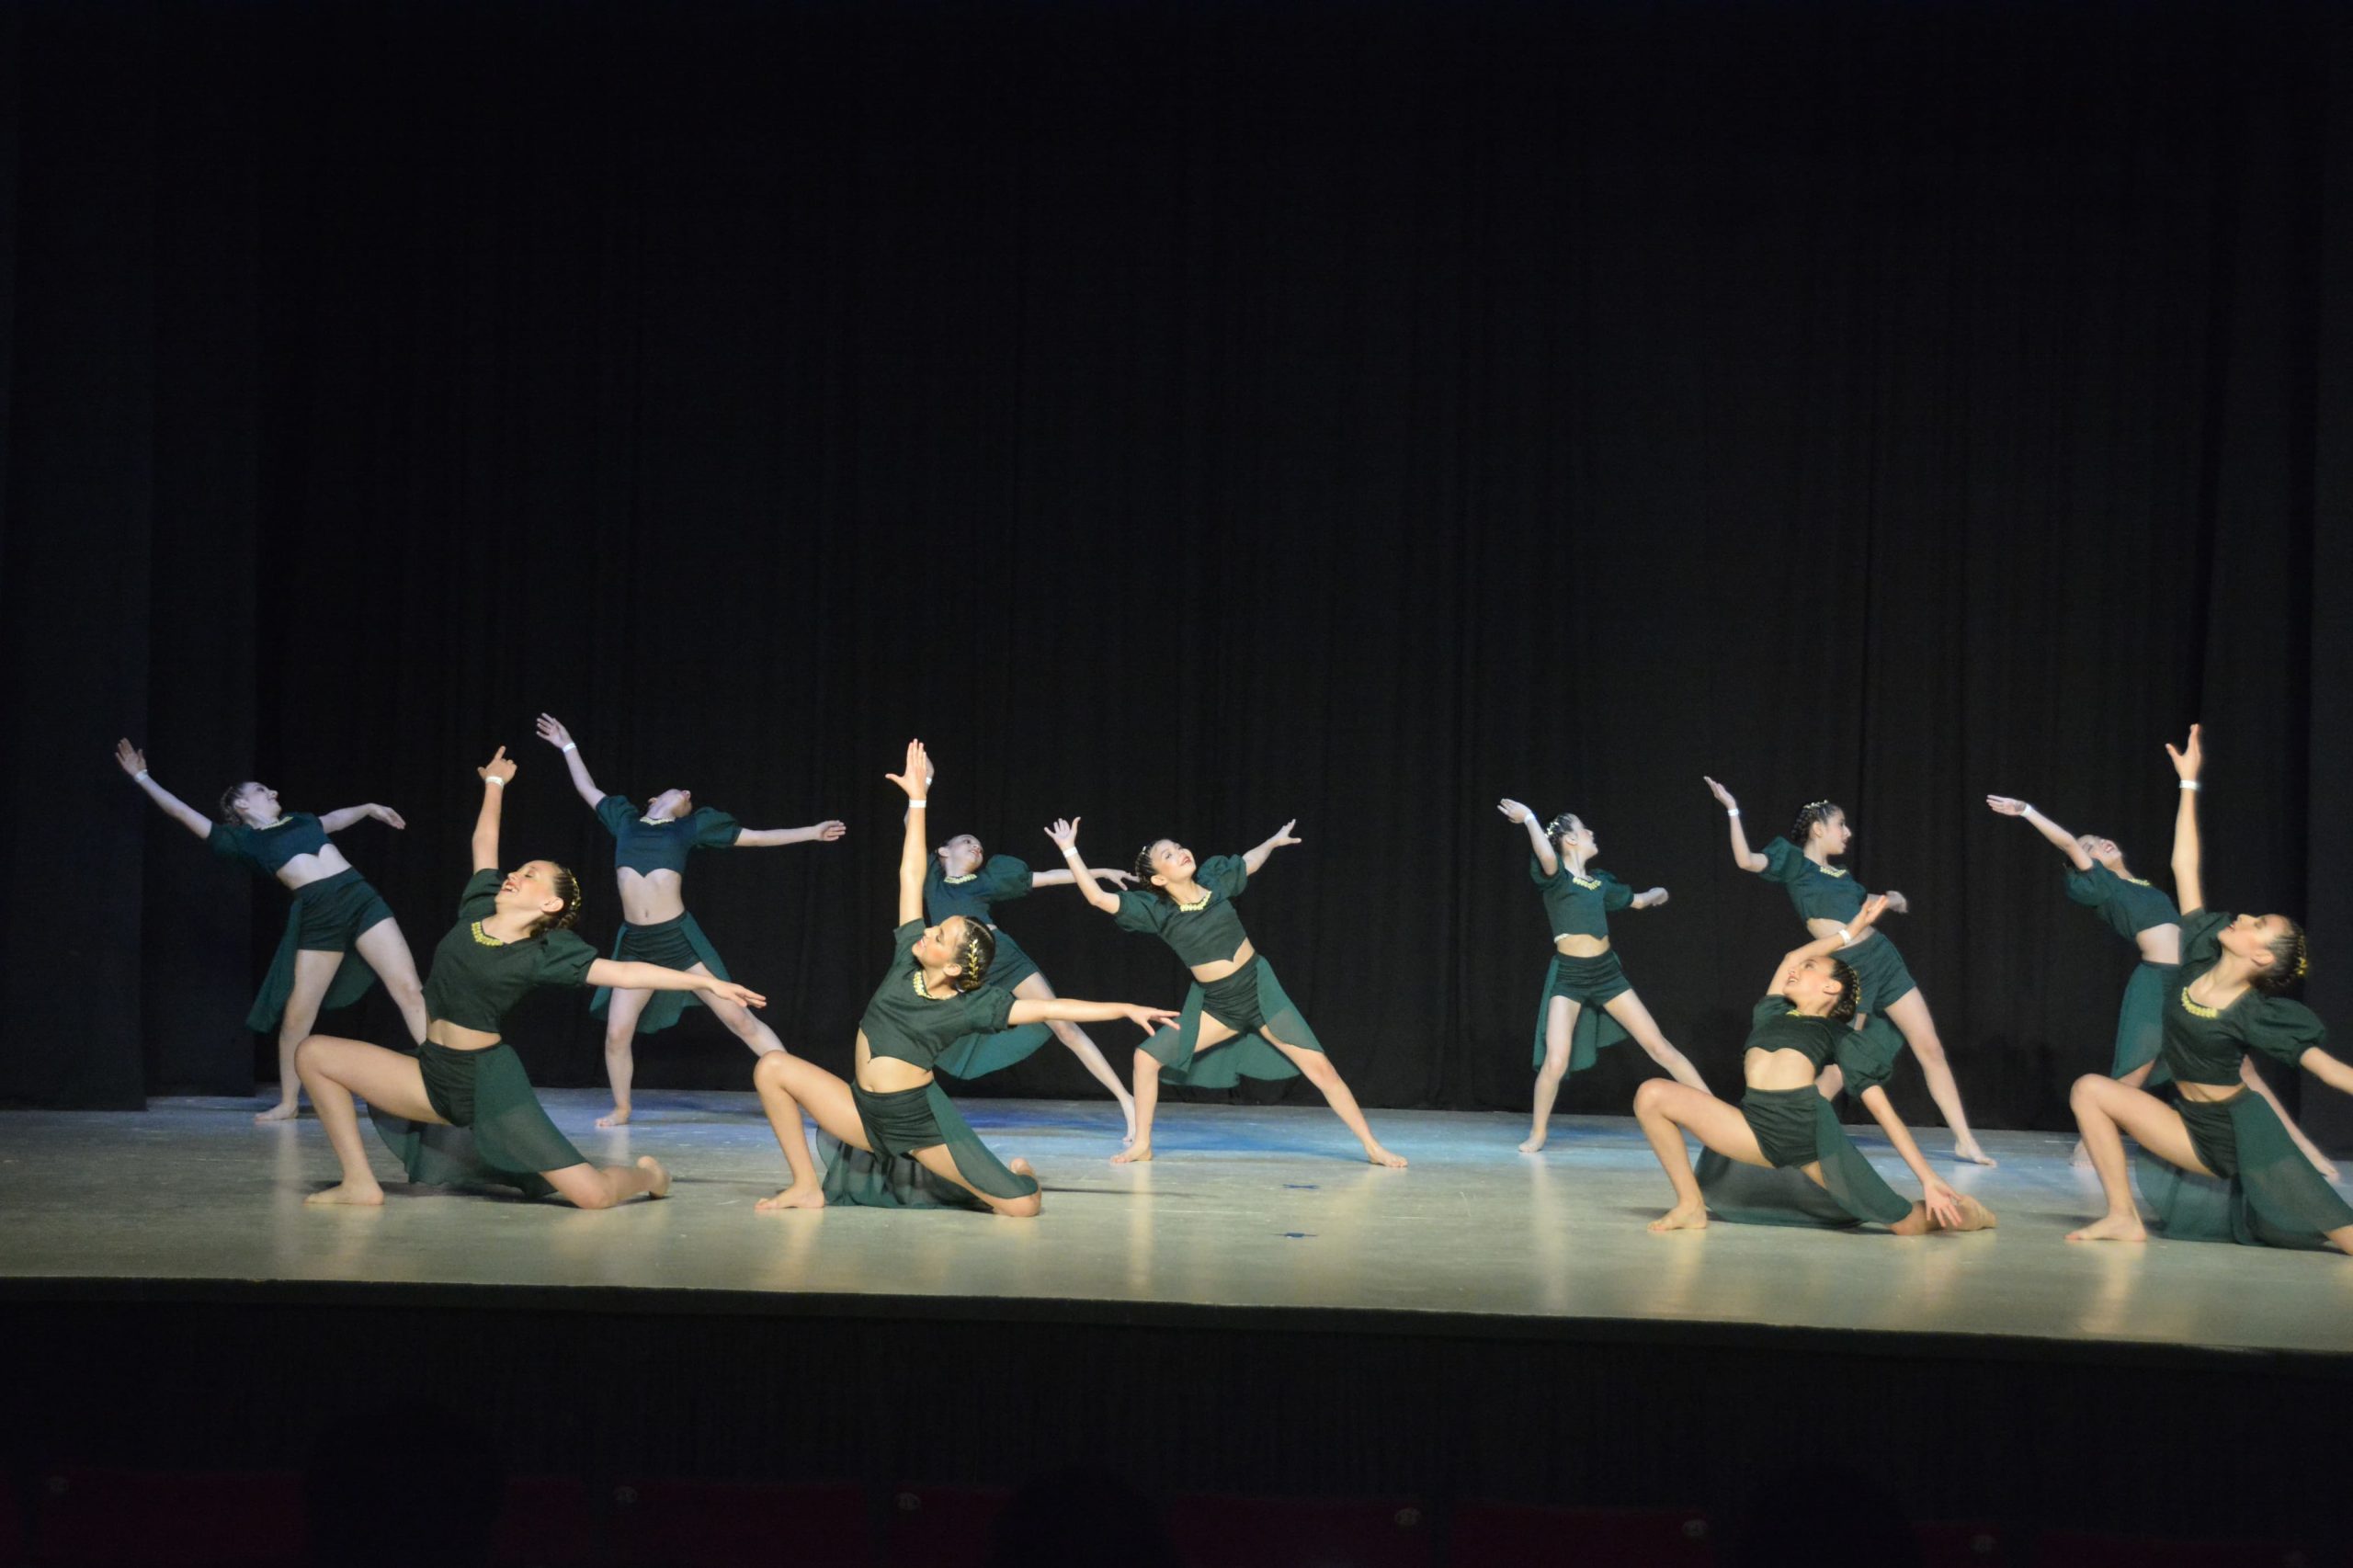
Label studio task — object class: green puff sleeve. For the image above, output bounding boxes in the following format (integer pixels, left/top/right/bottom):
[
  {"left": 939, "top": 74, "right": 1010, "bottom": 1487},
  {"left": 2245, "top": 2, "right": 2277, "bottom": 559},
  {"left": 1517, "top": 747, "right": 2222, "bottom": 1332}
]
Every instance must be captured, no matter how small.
[
  {"left": 1528, "top": 857, "right": 1559, "bottom": 886},
  {"left": 534, "top": 930, "right": 599, "bottom": 989},
  {"left": 892, "top": 918, "right": 926, "bottom": 956},
  {"left": 595, "top": 794, "right": 637, "bottom": 840},
  {"left": 1598, "top": 870, "right": 1635, "bottom": 912},
  {"left": 2064, "top": 864, "right": 2117, "bottom": 907},
  {"left": 960, "top": 986, "right": 1017, "bottom": 1035},
  {"left": 1759, "top": 837, "right": 1806, "bottom": 883},
  {"left": 1752, "top": 994, "right": 1795, "bottom": 1028},
  {"left": 456, "top": 868, "right": 504, "bottom": 920},
  {"left": 205, "top": 823, "right": 256, "bottom": 869},
  {"left": 1198, "top": 855, "right": 1250, "bottom": 900},
  {"left": 690, "top": 808, "right": 743, "bottom": 849},
  {"left": 2179, "top": 909, "right": 2234, "bottom": 971},
  {"left": 977, "top": 856, "right": 1034, "bottom": 903},
  {"left": 1113, "top": 891, "right": 1166, "bottom": 935},
  {"left": 2237, "top": 997, "right": 2327, "bottom": 1070}
]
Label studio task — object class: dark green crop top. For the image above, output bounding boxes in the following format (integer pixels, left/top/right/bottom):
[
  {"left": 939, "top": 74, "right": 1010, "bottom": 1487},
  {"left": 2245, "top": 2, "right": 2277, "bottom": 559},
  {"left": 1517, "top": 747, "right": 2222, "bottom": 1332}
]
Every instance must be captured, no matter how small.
[
  {"left": 1743, "top": 994, "right": 1847, "bottom": 1071},
  {"left": 2063, "top": 863, "right": 2179, "bottom": 945},
  {"left": 1530, "top": 858, "right": 1633, "bottom": 938},
  {"left": 2159, "top": 910, "right": 2326, "bottom": 1086},
  {"left": 1114, "top": 855, "right": 1252, "bottom": 967},
  {"left": 925, "top": 857, "right": 1034, "bottom": 926},
  {"left": 1760, "top": 836, "right": 1867, "bottom": 922},
  {"left": 858, "top": 919, "right": 1017, "bottom": 1070},
  {"left": 422, "top": 869, "right": 599, "bottom": 1033},
  {"left": 596, "top": 794, "right": 742, "bottom": 875},
  {"left": 208, "top": 813, "right": 333, "bottom": 876}
]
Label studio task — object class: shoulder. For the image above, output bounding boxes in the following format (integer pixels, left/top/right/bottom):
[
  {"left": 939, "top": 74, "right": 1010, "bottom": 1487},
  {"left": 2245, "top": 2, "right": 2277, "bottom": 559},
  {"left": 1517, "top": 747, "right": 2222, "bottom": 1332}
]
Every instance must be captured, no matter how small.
[
  {"left": 458, "top": 867, "right": 503, "bottom": 916},
  {"left": 1760, "top": 837, "right": 1804, "bottom": 879},
  {"left": 595, "top": 794, "right": 635, "bottom": 833},
  {"left": 1750, "top": 994, "right": 1791, "bottom": 1026},
  {"left": 1113, "top": 890, "right": 1166, "bottom": 930},
  {"left": 1528, "top": 857, "right": 1558, "bottom": 885}
]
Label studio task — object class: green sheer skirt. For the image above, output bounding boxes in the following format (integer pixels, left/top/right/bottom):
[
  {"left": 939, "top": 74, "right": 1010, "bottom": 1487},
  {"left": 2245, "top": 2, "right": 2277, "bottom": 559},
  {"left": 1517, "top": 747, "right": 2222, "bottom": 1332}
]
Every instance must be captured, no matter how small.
[
  {"left": 816, "top": 1079, "right": 1041, "bottom": 1210},
  {"left": 369, "top": 1040, "right": 588, "bottom": 1200},
  {"left": 1142, "top": 956, "right": 1323, "bottom": 1088},
  {"left": 1529, "top": 951, "right": 1633, "bottom": 1071},
  {"left": 588, "top": 912, "right": 731, "bottom": 1035},
  {"left": 246, "top": 869, "right": 393, "bottom": 1033},
  {"left": 2131, "top": 1091, "right": 2353, "bottom": 1251},
  {"left": 1694, "top": 1086, "right": 1915, "bottom": 1229},
  {"left": 2109, "top": 961, "right": 2175, "bottom": 1082}
]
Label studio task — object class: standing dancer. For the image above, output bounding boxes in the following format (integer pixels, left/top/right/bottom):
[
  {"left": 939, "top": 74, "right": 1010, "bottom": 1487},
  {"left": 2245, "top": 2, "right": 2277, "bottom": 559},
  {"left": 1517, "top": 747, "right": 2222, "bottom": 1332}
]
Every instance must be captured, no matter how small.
[
  {"left": 115, "top": 738, "right": 429, "bottom": 1124},
  {"left": 1703, "top": 778, "right": 1993, "bottom": 1165},
  {"left": 1986, "top": 793, "right": 2334, "bottom": 1176},
  {"left": 296, "top": 747, "right": 762, "bottom": 1207},
  {"left": 748, "top": 743, "right": 1176, "bottom": 1215},
  {"left": 1496, "top": 799, "right": 1709, "bottom": 1153},
  {"left": 926, "top": 831, "right": 1142, "bottom": 1141},
  {"left": 535, "top": 714, "right": 844, "bottom": 1128},
  {"left": 1049, "top": 817, "right": 1408, "bottom": 1169},
  {"left": 2066, "top": 726, "right": 2353, "bottom": 1252},
  {"left": 1634, "top": 896, "right": 1994, "bottom": 1235}
]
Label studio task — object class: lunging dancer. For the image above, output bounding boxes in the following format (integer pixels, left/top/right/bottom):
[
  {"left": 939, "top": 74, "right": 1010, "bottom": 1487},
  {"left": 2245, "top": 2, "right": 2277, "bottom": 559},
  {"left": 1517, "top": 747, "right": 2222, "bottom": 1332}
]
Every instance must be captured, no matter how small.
[
  {"left": 1496, "top": 798, "right": 1708, "bottom": 1153},
  {"left": 1634, "top": 895, "right": 1995, "bottom": 1235},
  {"left": 116, "top": 738, "right": 428, "bottom": 1124},
  {"left": 1050, "top": 816, "right": 1407, "bottom": 1169},
  {"left": 1703, "top": 777, "right": 1993, "bottom": 1165},
  {"left": 535, "top": 714, "right": 843, "bottom": 1127},
  {"left": 749, "top": 743, "right": 1176, "bottom": 1215},
  {"left": 2065, "top": 726, "right": 2353, "bottom": 1253},
  {"left": 297, "top": 746, "right": 763, "bottom": 1207}
]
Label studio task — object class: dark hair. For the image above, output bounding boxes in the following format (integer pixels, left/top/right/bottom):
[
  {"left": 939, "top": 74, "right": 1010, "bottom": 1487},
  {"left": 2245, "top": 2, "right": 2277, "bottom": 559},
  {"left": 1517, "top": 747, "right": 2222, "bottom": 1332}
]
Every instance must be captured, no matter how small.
[
  {"left": 2254, "top": 919, "right": 2310, "bottom": 995},
  {"left": 1543, "top": 812, "right": 1582, "bottom": 852},
  {"left": 1134, "top": 841, "right": 1176, "bottom": 903},
  {"left": 949, "top": 916, "right": 996, "bottom": 993},
  {"left": 1790, "top": 799, "right": 1843, "bottom": 849},
  {"left": 1827, "top": 958, "right": 1862, "bottom": 1024},
  {"left": 218, "top": 782, "right": 258, "bottom": 824},
  {"left": 527, "top": 864, "right": 584, "bottom": 936}
]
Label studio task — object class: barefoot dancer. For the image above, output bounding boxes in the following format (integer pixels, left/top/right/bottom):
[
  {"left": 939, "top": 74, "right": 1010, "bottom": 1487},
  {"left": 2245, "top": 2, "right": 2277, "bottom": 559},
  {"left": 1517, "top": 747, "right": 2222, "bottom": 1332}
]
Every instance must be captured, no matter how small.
[
  {"left": 1051, "top": 817, "right": 1408, "bottom": 1169},
  {"left": 116, "top": 739, "right": 429, "bottom": 1124},
  {"left": 1704, "top": 777, "right": 1993, "bottom": 1165},
  {"left": 2065, "top": 726, "right": 2353, "bottom": 1253},
  {"left": 535, "top": 715, "right": 844, "bottom": 1128},
  {"left": 296, "top": 747, "right": 764, "bottom": 1208},
  {"left": 750, "top": 743, "right": 1176, "bottom": 1215},
  {"left": 926, "top": 831, "right": 1142, "bottom": 1141},
  {"left": 1497, "top": 799, "right": 1709, "bottom": 1153},
  {"left": 1634, "top": 896, "right": 1994, "bottom": 1235},
  {"left": 1987, "top": 792, "right": 2334, "bottom": 1176}
]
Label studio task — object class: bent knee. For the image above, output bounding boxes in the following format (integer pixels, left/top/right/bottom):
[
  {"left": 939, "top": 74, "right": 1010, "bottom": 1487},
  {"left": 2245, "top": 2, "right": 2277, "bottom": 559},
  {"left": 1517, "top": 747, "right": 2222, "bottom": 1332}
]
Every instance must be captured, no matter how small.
[
  {"left": 1633, "top": 1077, "right": 1673, "bottom": 1114},
  {"left": 752, "top": 1051, "right": 793, "bottom": 1089},
  {"left": 292, "top": 1034, "right": 329, "bottom": 1070},
  {"left": 2068, "top": 1073, "right": 2114, "bottom": 1108},
  {"left": 568, "top": 1187, "right": 619, "bottom": 1212}
]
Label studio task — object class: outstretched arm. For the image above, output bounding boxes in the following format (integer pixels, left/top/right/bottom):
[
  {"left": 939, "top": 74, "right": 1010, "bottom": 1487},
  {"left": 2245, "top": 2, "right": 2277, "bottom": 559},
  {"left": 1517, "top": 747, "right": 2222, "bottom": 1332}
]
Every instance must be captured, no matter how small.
[
  {"left": 1045, "top": 819, "right": 1123, "bottom": 915},
  {"left": 534, "top": 714, "right": 606, "bottom": 810},
  {"left": 1242, "top": 820, "right": 1301, "bottom": 875},
  {"left": 886, "top": 741, "right": 933, "bottom": 926},
  {"left": 320, "top": 803, "right": 407, "bottom": 835},
  {"left": 2299, "top": 1048, "right": 2353, "bottom": 1097},
  {"left": 1985, "top": 796, "right": 2094, "bottom": 870},
  {"left": 472, "top": 748, "right": 517, "bottom": 872},
  {"left": 1631, "top": 887, "right": 1670, "bottom": 910},
  {"left": 2167, "top": 724, "right": 2205, "bottom": 913},
  {"left": 1006, "top": 998, "right": 1180, "bottom": 1035},
  {"left": 586, "top": 960, "right": 767, "bottom": 1006},
  {"left": 1705, "top": 777, "right": 1769, "bottom": 871},
  {"left": 115, "top": 740, "right": 215, "bottom": 840},
  {"left": 1498, "top": 799, "right": 1558, "bottom": 877},
  {"left": 1762, "top": 894, "right": 1889, "bottom": 996},
  {"left": 1030, "top": 867, "right": 1134, "bottom": 889},
  {"left": 733, "top": 821, "right": 847, "bottom": 848},
  {"left": 1858, "top": 1084, "right": 1965, "bottom": 1227}
]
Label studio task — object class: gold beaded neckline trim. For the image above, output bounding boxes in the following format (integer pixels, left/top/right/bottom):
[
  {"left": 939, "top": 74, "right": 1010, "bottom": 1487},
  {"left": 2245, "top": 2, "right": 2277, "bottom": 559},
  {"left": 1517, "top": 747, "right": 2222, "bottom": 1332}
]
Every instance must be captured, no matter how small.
[
  {"left": 469, "top": 922, "right": 507, "bottom": 949},
  {"left": 2178, "top": 987, "right": 2219, "bottom": 1020},
  {"left": 1176, "top": 892, "right": 1212, "bottom": 913}
]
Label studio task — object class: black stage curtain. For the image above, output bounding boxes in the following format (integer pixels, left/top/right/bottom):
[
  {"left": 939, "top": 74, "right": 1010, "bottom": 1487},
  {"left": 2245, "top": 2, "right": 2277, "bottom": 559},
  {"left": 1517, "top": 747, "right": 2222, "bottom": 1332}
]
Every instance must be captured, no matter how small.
[{"left": 4, "top": 1, "right": 2347, "bottom": 1143}]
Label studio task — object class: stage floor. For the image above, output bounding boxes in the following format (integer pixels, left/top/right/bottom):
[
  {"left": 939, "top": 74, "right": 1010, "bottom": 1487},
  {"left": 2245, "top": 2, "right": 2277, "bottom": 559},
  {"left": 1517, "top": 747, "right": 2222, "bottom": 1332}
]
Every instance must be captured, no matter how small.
[{"left": 4, "top": 1092, "right": 2347, "bottom": 1361}]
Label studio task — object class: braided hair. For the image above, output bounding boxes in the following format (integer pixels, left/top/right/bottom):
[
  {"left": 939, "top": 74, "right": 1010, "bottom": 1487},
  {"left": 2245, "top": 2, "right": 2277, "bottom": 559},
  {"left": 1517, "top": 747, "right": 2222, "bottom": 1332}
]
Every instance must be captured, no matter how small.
[
  {"left": 1790, "top": 799, "right": 1843, "bottom": 849},
  {"left": 1827, "top": 958, "right": 1863, "bottom": 1023},
  {"left": 2254, "top": 920, "right": 2310, "bottom": 995},
  {"left": 1135, "top": 841, "right": 1176, "bottom": 903},
  {"left": 1543, "top": 812, "right": 1583, "bottom": 854},
  {"left": 218, "top": 782, "right": 261, "bottom": 824},
  {"left": 527, "top": 864, "right": 585, "bottom": 936},
  {"left": 949, "top": 917, "right": 997, "bottom": 993}
]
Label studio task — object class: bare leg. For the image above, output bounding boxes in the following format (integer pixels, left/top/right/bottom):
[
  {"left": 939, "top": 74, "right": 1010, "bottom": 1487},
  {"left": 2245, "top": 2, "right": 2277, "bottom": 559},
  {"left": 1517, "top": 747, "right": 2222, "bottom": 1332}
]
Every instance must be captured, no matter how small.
[
  {"left": 1631, "top": 1078, "right": 1768, "bottom": 1231},
  {"left": 1520, "top": 996, "right": 1581, "bottom": 1154},
  {"left": 750, "top": 1051, "right": 870, "bottom": 1210},
  {"left": 352, "top": 917, "right": 430, "bottom": 1046},
  {"left": 908, "top": 1142, "right": 1043, "bottom": 1218},
  {"left": 293, "top": 1034, "right": 443, "bottom": 1205},
  {"left": 2065, "top": 1074, "right": 2211, "bottom": 1243},
  {"left": 694, "top": 961, "right": 788, "bottom": 1059},
  {"left": 1016, "top": 972, "right": 1137, "bottom": 1142},
  {"left": 258, "top": 950, "right": 344, "bottom": 1122},
  {"left": 540, "top": 1156, "right": 672, "bottom": 1210},
  {"left": 1115, "top": 1016, "right": 1240, "bottom": 1165},
  {"left": 1603, "top": 990, "right": 1710, "bottom": 1093},
  {"left": 1264, "top": 1031, "right": 1406, "bottom": 1167},
  {"left": 1881, "top": 990, "right": 1994, "bottom": 1165},
  {"left": 2236, "top": 1058, "right": 2338, "bottom": 1180},
  {"left": 2073, "top": 1060, "right": 2157, "bottom": 1165},
  {"left": 597, "top": 988, "right": 654, "bottom": 1128}
]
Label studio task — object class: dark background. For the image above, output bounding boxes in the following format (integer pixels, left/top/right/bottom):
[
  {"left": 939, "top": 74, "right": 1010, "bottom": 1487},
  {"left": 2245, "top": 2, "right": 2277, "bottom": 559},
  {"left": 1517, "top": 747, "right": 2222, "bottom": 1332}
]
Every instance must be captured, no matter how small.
[{"left": 6, "top": 1, "right": 2348, "bottom": 1148}]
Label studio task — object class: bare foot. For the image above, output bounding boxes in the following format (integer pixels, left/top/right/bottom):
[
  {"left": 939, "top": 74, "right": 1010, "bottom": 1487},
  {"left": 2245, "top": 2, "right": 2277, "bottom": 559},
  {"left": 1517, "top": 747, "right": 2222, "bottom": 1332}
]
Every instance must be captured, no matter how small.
[
  {"left": 254, "top": 1102, "right": 298, "bottom": 1125},
  {"left": 305, "top": 1181, "right": 383, "bottom": 1207},
  {"left": 1517, "top": 1130, "right": 1549, "bottom": 1154},
  {"left": 1009, "top": 1157, "right": 1037, "bottom": 1177},
  {"left": 1649, "top": 1202, "right": 1709, "bottom": 1233},
  {"left": 1110, "top": 1142, "right": 1154, "bottom": 1165},
  {"left": 1949, "top": 1194, "right": 1998, "bottom": 1233},
  {"left": 1365, "top": 1144, "right": 1407, "bottom": 1168},
  {"left": 636, "top": 1155, "right": 671, "bottom": 1199},
  {"left": 1953, "top": 1141, "right": 1997, "bottom": 1168},
  {"left": 2065, "top": 1212, "right": 2147, "bottom": 1244},
  {"left": 596, "top": 1104, "right": 632, "bottom": 1130},
  {"left": 2069, "top": 1140, "right": 2092, "bottom": 1167},
  {"left": 1120, "top": 1105, "right": 1138, "bottom": 1145},
  {"left": 756, "top": 1181, "right": 826, "bottom": 1211}
]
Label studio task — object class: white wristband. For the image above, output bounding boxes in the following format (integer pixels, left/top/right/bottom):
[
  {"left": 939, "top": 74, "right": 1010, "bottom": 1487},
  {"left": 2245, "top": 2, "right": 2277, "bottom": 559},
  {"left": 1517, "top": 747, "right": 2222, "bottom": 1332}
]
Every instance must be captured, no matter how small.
[
  {"left": 906, "top": 799, "right": 926, "bottom": 807},
  {"left": 134, "top": 769, "right": 151, "bottom": 782},
  {"left": 561, "top": 742, "right": 576, "bottom": 754},
  {"left": 485, "top": 776, "right": 506, "bottom": 788},
  {"left": 1727, "top": 808, "right": 1740, "bottom": 818},
  {"left": 2179, "top": 780, "right": 2201, "bottom": 792},
  {"left": 1836, "top": 927, "right": 1854, "bottom": 946}
]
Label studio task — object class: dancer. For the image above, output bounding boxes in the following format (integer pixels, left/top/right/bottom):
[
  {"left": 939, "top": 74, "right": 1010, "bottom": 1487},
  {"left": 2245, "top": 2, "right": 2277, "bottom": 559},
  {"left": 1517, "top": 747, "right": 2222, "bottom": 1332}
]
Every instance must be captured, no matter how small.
[
  {"left": 926, "top": 830, "right": 1142, "bottom": 1141},
  {"left": 1496, "top": 799, "right": 1709, "bottom": 1153},
  {"left": 295, "top": 746, "right": 763, "bottom": 1207},
  {"left": 1986, "top": 792, "right": 2334, "bottom": 1176},
  {"left": 1634, "top": 896, "right": 1994, "bottom": 1235},
  {"left": 1703, "top": 777, "right": 1992, "bottom": 1165},
  {"left": 1050, "top": 817, "right": 1408, "bottom": 1168},
  {"left": 115, "top": 738, "right": 429, "bottom": 1124},
  {"left": 535, "top": 714, "right": 844, "bottom": 1128},
  {"left": 749, "top": 742, "right": 1176, "bottom": 1216},
  {"left": 2065, "top": 726, "right": 2353, "bottom": 1253}
]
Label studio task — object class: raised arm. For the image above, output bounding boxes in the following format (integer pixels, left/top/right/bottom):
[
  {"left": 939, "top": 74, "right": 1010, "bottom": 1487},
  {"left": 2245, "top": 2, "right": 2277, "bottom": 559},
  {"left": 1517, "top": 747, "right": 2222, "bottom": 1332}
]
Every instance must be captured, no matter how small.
[
  {"left": 1762, "top": 894, "right": 1888, "bottom": 996},
  {"left": 319, "top": 802, "right": 408, "bottom": 835},
  {"left": 1006, "top": 997, "right": 1181, "bottom": 1035},
  {"left": 2167, "top": 724, "right": 2204, "bottom": 913},
  {"left": 534, "top": 714, "right": 606, "bottom": 810},
  {"left": 886, "top": 740, "right": 933, "bottom": 926},
  {"left": 1044, "top": 818, "right": 1123, "bottom": 915},
  {"left": 1498, "top": 799, "right": 1558, "bottom": 876},
  {"left": 733, "top": 820, "right": 847, "bottom": 848},
  {"left": 472, "top": 748, "right": 517, "bottom": 872},
  {"left": 1985, "top": 796, "right": 2094, "bottom": 869},
  {"left": 1630, "top": 886, "right": 1670, "bottom": 910},
  {"left": 1242, "top": 820, "right": 1302, "bottom": 876},
  {"left": 1856, "top": 1084, "right": 1965, "bottom": 1227},
  {"left": 115, "top": 740, "right": 216, "bottom": 840},
  {"left": 1705, "top": 777, "right": 1769, "bottom": 872}
]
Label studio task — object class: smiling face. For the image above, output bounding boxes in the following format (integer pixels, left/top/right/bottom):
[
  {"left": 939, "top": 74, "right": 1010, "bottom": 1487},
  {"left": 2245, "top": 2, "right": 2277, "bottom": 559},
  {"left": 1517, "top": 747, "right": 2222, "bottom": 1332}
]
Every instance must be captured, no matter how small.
[
  {"left": 228, "top": 782, "right": 281, "bottom": 825},
  {"left": 938, "top": 834, "right": 984, "bottom": 879},
  {"left": 2077, "top": 834, "right": 2126, "bottom": 873},
  {"left": 496, "top": 860, "right": 573, "bottom": 925},
  {"left": 1779, "top": 954, "right": 1848, "bottom": 1017},
  {"left": 1144, "top": 839, "right": 1197, "bottom": 889},
  {"left": 645, "top": 789, "right": 693, "bottom": 822}
]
